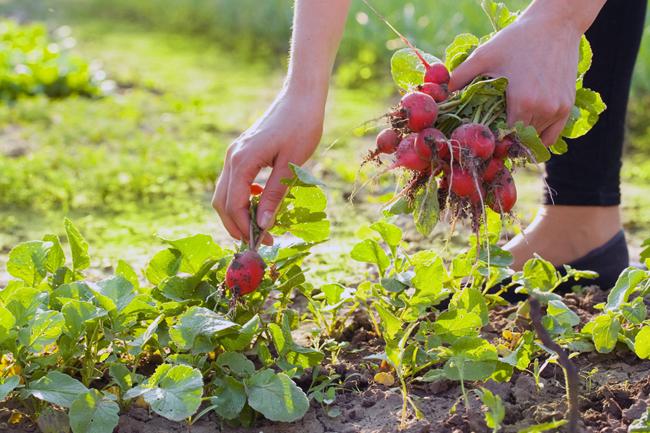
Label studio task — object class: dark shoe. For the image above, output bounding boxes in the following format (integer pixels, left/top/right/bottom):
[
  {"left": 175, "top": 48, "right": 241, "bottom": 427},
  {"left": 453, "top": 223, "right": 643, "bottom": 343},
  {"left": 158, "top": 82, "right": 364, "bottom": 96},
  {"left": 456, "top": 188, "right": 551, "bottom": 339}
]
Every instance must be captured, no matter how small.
[{"left": 498, "top": 230, "right": 629, "bottom": 303}]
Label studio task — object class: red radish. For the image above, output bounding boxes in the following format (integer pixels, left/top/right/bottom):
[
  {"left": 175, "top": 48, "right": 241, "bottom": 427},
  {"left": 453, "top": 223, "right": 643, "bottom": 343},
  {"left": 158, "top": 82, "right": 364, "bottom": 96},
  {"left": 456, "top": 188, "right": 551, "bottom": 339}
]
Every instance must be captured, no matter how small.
[
  {"left": 494, "top": 135, "right": 514, "bottom": 159},
  {"left": 418, "top": 82, "right": 448, "bottom": 103},
  {"left": 489, "top": 171, "right": 517, "bottom": 213},
  {"left": 399, "top": 91, "right": 438, "bottom": 132},
  {"left": 469, "top": 183, "right": 486, "bottom": 205},
  {"left": 226, "top": 250, "right": 266, "bottom": 296},
  {"left": 415, "top": 128, "right": 446, "bottom": 160},
  {"left": 250, "top": 183, "right": 264, "bottom": 196},
  {"left": 482, "top": 158, "right": 504, "bottom": 183},
  {"left": 392, "top": 133, "right": 431, "bottom": 172},
  {"left": 450, "top": 123, "right": 495, "bottom": 161},
  {"left": 449, "top": 166, "right": 476, "bottom": 197},
  {"left": 376, "top": 128, "right": 400, "bottom": 154},
  {"left": 424, "top": 62, "right": 450, "bottom": 85}
]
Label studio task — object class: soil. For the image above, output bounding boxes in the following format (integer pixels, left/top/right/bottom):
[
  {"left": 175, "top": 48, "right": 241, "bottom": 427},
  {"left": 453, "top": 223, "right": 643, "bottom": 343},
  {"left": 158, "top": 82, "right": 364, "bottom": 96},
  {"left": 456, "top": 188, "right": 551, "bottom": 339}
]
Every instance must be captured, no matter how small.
[{"left": 1, "top": 287, "right": 649, "bottom": 433}]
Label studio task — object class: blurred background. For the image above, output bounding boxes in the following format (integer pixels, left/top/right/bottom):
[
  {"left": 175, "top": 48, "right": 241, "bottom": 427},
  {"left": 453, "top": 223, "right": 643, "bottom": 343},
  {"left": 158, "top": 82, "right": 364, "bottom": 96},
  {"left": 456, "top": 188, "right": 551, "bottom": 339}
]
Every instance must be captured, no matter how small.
[{"left": 1, "top": 0, "right": 650, "bottom": 278}]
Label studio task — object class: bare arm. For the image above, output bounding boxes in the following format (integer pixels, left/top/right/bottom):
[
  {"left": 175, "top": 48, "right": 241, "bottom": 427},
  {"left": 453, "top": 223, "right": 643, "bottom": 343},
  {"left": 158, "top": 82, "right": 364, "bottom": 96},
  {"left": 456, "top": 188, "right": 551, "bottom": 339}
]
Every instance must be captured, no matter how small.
[
  {"left": 449, "top": 0, "right": 607, "bottom": 146},
  {"left": 213, "top": 0, "right": 351, "bottom": 244}
]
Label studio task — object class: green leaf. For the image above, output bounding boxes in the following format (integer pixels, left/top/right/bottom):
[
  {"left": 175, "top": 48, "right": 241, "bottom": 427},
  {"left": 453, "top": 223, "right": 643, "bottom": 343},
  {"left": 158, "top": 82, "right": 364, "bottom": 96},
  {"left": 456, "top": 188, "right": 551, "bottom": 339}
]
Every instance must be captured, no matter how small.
[
  {"left": 216, "top": 352, "right": 255, "bottom": 377},
  {"left": 577, "top": 36, "right": 593, "bottom": 81},
  {"left": 116, "top": 259, "right": 139, "bottom": 289},
  {"left": 245, "top": 369, "right": 309, "bottom": 422},
  {"left": 412, "top": 175, "right": 439, "bottom": 236},
  {"left": 90, "top": 276, "right": 135, "bottom": 314},
  {"left": 562, "top": 87, "right": 606, "bottom": 139},
  {"left": 475, "top": 387, "right": 505, "bottom": 430},
  {"left": 520, "top": 257, "right": 558, "bottom": 293},
  {"left": 7, "top": 241, "right": 49, "bottom": 286},
  {"left": 170, "top": 306, "right": 238, "bottom": 352},
  {"left": 124, "top": 364, "right": 203, "bottom": 421},
  {"left": 0, "top": 304, "right": 16, "bottom": 344},
  {"left": 434, "top": 309, "right": 482, "bottom": 341},
  {"left": 128, "top": 315, "right": 164, "bottom": 353},
  {"left": 514, "top": 121, "right": 551, "bottom": 163},
  {"left": 19, "top": 309, "right": 65, "bottom": 353},
  {"left": 374, "top": 303, "right": 402, "bottom": 341},
  {"left": 69, "top": 390, "right": 119, "bottom": 433},
  {"left": 62, "top": 300, "right": 107, "bottom": 340},
  {"left": 370, "top": 221, "right": 402, "bottom": 248},
  {"left": 0, "top": 376, "right": 20, "bottom": 400},
  {"left": 517, "top": 420, "right": 567, "bottom": 433},
  {"left": 459, "top": 77, "right": 508, "bottom": 104},
  {"left": 450, "top": 287, "right": 489, "bottom": 325},
  {"left": 64, "top": 218, "right": 90, "bottom": 272},
  {"left": 42, "top": 234, "right": 65, "bottom": 274},
  {"left": 391, "top": 48, "right": 441, "bottom": 90},
  {"left": 481, "top": 0, "right": 517, "bottom": 31},
  {"left": 635, "top": 326, "right": 650, "bottom": 359},
  {"left": 287, "top": 163, "right": 325, "bottom": 187},
  {"left": 546, "top": 299, "right": 580, "bottom": 329},
  {"left": 445, "top": 33, "right": 479, "bottom": 71},
  {"left": 586, "top": 313, "right": 621, "bottom": 353},
  {"left": 145, "top": 248, "right": 182, "bottom": 285},
  {"left": 221, "top": 315, "right": 261, "bottom": 352},
  {"left": 109, "top": 364, "right": 132, "bottom": 391},
  {"left": 443, "top": 337, "right": 498, "bottom": 381},
  {"left": 208, "top": 376, "right": 246, "bottom": 420},
  {"left": 163, "top": 234, "right": 225, "bottom": 274},
  {"left": 351, "top": 239, "right": 390, "bottom": 275},
  {"left": 606, "top": 267, "right": 647, "bottom": 312},
  {"left": 268, "top": 321, "right": 324, "bottom": 369},
  {"left": 25, "top": 371, "right": 89, "bottom": 408}
]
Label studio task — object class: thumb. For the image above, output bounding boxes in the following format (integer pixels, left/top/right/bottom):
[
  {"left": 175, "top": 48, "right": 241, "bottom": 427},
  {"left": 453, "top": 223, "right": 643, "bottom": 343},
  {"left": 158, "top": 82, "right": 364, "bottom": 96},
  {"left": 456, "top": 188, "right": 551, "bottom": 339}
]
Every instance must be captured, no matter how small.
[
  {"left": 448, "top": 50, "right": 487, "bottom": 92},
  {"left": 256, "top": 159, "right": 293, "bottom": 230}
]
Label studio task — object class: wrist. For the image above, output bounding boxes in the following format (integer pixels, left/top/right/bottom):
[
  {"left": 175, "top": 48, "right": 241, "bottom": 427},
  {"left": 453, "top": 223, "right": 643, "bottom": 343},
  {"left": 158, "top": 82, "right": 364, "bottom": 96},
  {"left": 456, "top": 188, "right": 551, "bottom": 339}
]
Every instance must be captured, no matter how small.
[
  {"left": 284, "top": 73, "right": 330, "bottom": 104},
  {"left": 525, "top": 0, "right": 605, "bottom": 35}
]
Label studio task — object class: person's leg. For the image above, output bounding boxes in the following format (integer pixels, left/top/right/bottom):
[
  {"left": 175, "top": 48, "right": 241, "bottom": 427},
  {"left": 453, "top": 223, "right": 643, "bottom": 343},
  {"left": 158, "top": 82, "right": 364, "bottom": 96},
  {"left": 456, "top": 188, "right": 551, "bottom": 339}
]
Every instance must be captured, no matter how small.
[{"left": 505, "top": 0, "right": 647, "bottom": 282}]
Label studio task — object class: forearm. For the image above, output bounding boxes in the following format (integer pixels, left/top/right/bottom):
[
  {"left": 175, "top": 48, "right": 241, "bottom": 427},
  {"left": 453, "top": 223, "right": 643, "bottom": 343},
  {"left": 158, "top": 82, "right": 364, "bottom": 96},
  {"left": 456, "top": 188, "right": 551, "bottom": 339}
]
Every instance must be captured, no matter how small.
[
  {"left": 285, "top": 0, "right": 351, "bottom": 103},
  {"left": 525, "top": 0, "right": 607, "bottom": 34}
]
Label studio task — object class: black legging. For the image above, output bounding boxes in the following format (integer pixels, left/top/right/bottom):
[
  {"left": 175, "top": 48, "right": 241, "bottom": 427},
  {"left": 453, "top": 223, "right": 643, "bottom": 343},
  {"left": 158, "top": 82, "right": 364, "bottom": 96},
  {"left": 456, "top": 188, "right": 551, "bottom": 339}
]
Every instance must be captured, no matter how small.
[{"left": 544, "top": 0, "right": 647, "bottom": 206}]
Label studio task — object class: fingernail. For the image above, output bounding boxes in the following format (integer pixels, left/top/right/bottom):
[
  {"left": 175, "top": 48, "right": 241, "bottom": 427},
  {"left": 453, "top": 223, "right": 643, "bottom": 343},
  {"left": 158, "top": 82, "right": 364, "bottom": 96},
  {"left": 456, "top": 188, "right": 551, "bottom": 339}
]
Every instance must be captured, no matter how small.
[{"left": 258, "top": 211, "right": 274, "bottom": 230}]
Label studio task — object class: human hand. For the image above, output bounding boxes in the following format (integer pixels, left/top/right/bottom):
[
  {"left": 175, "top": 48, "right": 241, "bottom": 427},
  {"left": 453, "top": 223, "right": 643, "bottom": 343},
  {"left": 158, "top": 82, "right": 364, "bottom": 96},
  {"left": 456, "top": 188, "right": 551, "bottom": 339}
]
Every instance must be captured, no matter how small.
[
  {"left": 212, "top": 88, "right": 325, "bottom": 245},
  {"left": 449, "top": 4, "right": 583, "bottom": 146}
]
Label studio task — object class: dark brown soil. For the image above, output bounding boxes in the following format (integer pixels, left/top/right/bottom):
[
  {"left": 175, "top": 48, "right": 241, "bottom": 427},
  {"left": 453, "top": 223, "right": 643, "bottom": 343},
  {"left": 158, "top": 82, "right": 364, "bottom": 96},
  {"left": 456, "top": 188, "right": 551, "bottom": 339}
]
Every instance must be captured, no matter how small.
[{"left": 2, "top": 287, "right": 648, "bottom": 433}]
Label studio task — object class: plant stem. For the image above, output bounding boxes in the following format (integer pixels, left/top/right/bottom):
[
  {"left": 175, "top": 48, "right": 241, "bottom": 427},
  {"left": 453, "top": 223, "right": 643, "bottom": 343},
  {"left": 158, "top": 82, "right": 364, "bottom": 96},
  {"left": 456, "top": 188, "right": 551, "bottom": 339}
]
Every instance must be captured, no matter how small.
[{"left": 529, "top": 297, "right": 580, "bottom": 433}]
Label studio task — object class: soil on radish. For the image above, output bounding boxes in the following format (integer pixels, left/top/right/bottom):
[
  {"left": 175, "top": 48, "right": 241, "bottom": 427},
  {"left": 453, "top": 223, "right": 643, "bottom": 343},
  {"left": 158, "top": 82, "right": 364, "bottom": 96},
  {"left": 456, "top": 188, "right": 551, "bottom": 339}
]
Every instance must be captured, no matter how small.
[{"left": 2, "top": 289, "right": 647, "bottom": 433}]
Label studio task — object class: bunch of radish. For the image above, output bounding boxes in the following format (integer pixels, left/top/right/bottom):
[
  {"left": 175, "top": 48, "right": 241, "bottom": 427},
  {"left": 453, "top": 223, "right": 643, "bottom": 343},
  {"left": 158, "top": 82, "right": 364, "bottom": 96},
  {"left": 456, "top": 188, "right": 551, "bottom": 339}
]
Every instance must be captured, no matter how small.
[
  {"left": 367, "top": 50, "right": 526, "bottom": 233},
  {"left": 361, "top": 0, "right": 604, "bottom": 237}
]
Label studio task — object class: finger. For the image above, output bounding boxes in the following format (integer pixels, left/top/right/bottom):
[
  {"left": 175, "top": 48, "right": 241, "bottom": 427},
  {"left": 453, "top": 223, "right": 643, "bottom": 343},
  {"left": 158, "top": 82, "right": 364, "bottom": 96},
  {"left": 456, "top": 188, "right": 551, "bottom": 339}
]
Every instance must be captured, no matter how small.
[
  {"left": 506, "top": 93, "right": 534, "bottom": 128},
  {"left": 448, "top": 49, "right": 487, "bottom": 92},
  {"left": 226, "top": 157, "right": 262, "bottom": 243},
  {"left": 256, "top": 158, "right": 293, "bottom": 230},
  {"left": 540, "top": 120, "right": 566, "bottom": 148},
  {"left": 213, "top": 165, "right": 244, "bottom": 241}
]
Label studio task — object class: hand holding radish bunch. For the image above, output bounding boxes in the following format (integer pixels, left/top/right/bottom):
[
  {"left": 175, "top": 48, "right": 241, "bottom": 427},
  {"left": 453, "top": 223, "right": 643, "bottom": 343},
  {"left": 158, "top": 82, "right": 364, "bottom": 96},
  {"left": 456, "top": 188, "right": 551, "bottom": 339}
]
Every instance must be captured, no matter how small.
[{"left": 365, "top": 1, "right": 605, "bottom": 236}]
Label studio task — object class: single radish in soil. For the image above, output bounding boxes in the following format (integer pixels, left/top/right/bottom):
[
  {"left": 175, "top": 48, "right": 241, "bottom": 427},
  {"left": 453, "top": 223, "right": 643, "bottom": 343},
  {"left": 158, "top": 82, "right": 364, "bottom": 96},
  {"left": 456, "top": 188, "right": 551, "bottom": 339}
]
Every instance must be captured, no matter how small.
[
  {"left": 226, "top": 250, "right": 266, "bottom": 296},
  {"left": 415, "top": 128, "right": 446, "bottom": 160},
  {"left": 418, "top": 82, "right": 449, "bottom": 103},
  {"left": 375, "top": 128, "right": 401, "bottom": 155},
  {"left": 250, "top": 183, "right": 264, "bottom": 196},
  {"left": 392, "top": 133, "right": 432, "bottom": 173},
  {"left": 450, "top": 123, "right": 496, "bottom": 161},
  {"left": 398, "top": 91, "right": 438, "bottom": 132},
  {"left": 449, "top": 166, "right": 476, "bottom": 197},
  {"left": 494, "top": 135, "right": 514, "bottom": 159},
  {"left": 482, "top": 158, "right": 504, "bottom": 183},
  {"left": 424, "top": 62, "right": 450, "bottom": 85},
  {"left": 489, "top": 170, "right": 517, "bottom": 213}
]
